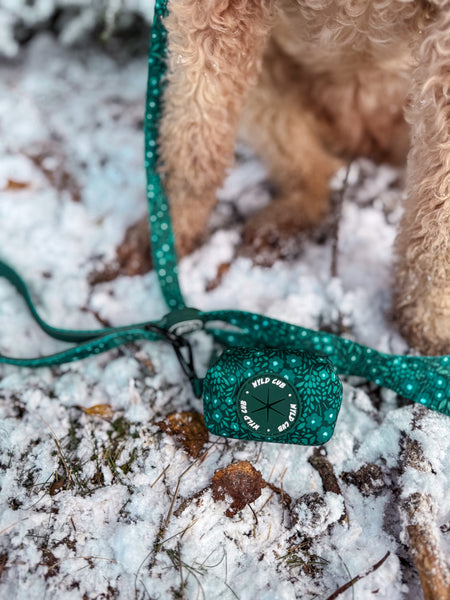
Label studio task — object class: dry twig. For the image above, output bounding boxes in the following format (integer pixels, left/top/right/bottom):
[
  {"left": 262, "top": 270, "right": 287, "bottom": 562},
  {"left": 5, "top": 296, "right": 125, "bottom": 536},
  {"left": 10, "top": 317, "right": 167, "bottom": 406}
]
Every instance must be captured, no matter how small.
[
  {"left": 399, "top": 413, "right": 450, "bottom": 600},
  {"left": 308, "top": 447, "right": 347, "bottom": 524},
  {"left": 325, "top": 551, "right": 390, "bottom": 600}
]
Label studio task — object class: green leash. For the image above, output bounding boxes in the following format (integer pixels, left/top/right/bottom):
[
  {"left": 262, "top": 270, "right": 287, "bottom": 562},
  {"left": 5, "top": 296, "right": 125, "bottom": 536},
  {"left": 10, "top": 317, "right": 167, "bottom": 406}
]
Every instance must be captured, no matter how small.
[{"left": 0, "top": 0, "right": 448, "bottom": 445}]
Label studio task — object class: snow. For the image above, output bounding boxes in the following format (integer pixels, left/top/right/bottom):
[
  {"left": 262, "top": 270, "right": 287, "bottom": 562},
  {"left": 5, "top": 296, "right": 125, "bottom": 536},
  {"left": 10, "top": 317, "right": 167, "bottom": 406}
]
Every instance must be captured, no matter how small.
[
  {"left": 0, "top": 0, "right": 155, "bottom": 57},
  {"left": 0, "top": 26, "right": 449, "bottom": 600}
]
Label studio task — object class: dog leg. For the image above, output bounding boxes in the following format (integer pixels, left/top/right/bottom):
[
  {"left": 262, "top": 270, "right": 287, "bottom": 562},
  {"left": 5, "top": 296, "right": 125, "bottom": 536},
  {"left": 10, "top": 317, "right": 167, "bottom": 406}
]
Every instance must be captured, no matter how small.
[
  {"left": 157, "top": 0, "right": 273, "bottom": 257},
  {"left": 394, "top": 7, "right": 450, "bottom": 354},
  {"left": 239, "top": 45, "right": 342, "bottom": 257}
]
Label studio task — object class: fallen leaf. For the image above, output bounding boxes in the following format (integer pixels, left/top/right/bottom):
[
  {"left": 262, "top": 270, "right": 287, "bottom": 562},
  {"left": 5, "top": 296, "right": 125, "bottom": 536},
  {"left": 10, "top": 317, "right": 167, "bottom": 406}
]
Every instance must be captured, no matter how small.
[
  {"left": 49, "top": 475, "right": 69, "bottom": 496},
  {"left": 4, "top": 179, "right": 30, "bottom": 190},
  {"left": 157, "top": 411, "right": 209, "bottom": 458},
  {"left": 87, "top": 262, "right": 121, "bottom": 285},
  {"left": 206, "top": 262, "right": 231, "bottom": 291},
  {"left": 211, "top": 460, "right": 266, "bottom": 517},
  {"left": 79, "top": 404, "right": 115, "bottom": 421},
  {"left": 116, "top": 217, "right": 152, "bottom": 276}
]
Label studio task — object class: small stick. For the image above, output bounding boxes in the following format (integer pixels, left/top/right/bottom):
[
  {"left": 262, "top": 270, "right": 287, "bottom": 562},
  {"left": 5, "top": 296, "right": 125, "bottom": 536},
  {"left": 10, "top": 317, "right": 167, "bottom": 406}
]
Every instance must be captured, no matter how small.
[
  {"left": 162, "top": 447, "right": 210, "bottom": 541},
  {"left": 36, "top": 413, "right": 73, "bottom": 489},
  {"left": 150, "top": 464, "right": 170, "bottom": 488},
  {"left": 308, "top": 447, "right": 347, "bottom": 523},
  {"left": 330, "top": 161, "right": 353, "bottom": 279},
  {"left": 325, "top": 551, "right": 390, "bottom": 600},
  {"left": 400, "top": 415, "right": 450, "bottom": 600},
  {"left": 177, "top": 542, "right": 185, "bottom": 600},
  {"left": 0, "top": 553, "right": 7, "bottom": 582},
  {"left": 406, "top": 507, "right": 450, "bottom": 600},
  {"left": 0, "top": 519, "right": 28, "bottom": 537}
]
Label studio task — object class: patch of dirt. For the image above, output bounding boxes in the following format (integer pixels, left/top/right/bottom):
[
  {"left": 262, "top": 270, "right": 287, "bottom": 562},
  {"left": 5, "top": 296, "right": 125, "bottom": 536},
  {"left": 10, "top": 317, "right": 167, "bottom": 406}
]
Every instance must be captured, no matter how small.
[{"left": 340, "top": 463, "right": 385, "bottom": 496}]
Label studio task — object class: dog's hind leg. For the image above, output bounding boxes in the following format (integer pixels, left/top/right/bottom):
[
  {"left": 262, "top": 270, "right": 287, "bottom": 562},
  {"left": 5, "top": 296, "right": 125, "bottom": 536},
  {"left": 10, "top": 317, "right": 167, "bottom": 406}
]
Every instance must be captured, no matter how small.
[
  {"left": 157, "top": 0, "right": 273, "bottom": 257},
  {"left": 394, "top": 7, "right": 450, "bottom": 355},
  {"left": 238, "top": 43, "right": 343, "bottom": 258}
]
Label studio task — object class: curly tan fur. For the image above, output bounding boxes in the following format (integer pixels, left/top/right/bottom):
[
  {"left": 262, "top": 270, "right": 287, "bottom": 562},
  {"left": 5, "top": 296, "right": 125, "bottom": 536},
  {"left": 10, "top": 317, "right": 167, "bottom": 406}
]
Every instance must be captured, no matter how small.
[
  {"left": 158, "top": 0, "right": 450, "bottom": 355},
  {"left": 395, "top": 6, "right": 450, "bottom": 354},
  {"left": 158, "top": 0, "right": 273, "bottom": 254}
]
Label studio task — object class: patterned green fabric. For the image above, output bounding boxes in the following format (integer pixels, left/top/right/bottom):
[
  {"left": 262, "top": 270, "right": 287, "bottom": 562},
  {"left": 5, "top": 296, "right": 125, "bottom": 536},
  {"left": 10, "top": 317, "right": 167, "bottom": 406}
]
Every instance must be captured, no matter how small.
[
  {"left": 0, "top": 0, "right": 448, "bottom": 447},
  {"left": 145, "top": 0, "right": 184, "bottom": 311},
  {"left": 204, "top": 347, "right": 342, "bottom": 445}
]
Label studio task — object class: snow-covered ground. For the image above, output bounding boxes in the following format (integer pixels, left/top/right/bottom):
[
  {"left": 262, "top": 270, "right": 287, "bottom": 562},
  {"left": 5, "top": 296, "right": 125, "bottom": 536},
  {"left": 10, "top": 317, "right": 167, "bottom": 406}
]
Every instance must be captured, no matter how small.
[
  {"left": 0, "top": 29, "right": 448, "bottom": 600},
  {"left": 0, "top": 0, "right": 154, "bottom": 57}
]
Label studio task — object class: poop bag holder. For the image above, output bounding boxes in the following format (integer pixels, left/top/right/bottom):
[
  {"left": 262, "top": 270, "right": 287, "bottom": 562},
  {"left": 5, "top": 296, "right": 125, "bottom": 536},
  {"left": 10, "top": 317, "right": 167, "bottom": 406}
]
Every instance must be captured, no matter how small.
[
  {"left": 204, "top": 348, "right": 342, "bottom": 445},
  {"left": 0, "top": 0, "right": 449, "bottom": 447}
]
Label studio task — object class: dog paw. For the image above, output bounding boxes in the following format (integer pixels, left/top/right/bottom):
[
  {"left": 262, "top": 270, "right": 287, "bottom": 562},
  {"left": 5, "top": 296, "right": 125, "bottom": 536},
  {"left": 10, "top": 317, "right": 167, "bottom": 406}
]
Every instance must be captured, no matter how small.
[
  {"left": 395, "top": 290, "right": 450, "bottom": 355},
  {"left": 240, "top": 195, "right": 329, "bottom": 265},
  {"left": 241, "top": 213, "right": 302, "bottom": 265}
]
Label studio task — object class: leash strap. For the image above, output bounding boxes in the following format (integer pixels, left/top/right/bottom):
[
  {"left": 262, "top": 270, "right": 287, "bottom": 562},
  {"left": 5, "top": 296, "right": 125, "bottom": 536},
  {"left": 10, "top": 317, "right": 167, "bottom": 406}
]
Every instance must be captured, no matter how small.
[
  {"left": 0, "top": 268, "right": 448, "bottom": 414},
  {"left": 0, "top": 261, "right": 190, "bottom": 367},
  {"left": 145, "top": 0, "right": 184, "bottom": 311},
  {"left": 0, "top": 0, "right": 448, "bottom": 421}
]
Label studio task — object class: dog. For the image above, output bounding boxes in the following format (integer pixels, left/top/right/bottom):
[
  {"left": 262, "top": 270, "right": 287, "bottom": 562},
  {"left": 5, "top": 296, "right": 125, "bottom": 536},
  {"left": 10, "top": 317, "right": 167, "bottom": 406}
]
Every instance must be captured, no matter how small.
[{"left": 148, "top": 0, "right": 450, "bottom": 355}]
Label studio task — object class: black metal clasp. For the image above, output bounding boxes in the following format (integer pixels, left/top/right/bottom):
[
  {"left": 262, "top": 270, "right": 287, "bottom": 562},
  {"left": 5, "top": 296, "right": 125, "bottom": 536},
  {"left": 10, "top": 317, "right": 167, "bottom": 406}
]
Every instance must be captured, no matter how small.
[{"left": 144, "top": 320, "right": 203, "bottom": 398}]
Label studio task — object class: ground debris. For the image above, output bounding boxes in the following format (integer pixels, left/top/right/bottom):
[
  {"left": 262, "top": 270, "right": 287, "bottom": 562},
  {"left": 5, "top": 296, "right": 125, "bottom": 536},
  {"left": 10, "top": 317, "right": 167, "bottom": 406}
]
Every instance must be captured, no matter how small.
[
  {"left": 324, "top": 551, "right": 391, "bottom": 600},
  {"left": 308, "top": 447, "right": 341, "bottom": 495},
  {"left": 78, "top": 404, "right": 116, "bottom": 421},
  {"left": 211, "top": 460, "right": 266, "bottom": 517},
  {"left": 0, "top": 553, "right": 7, "bottom": 582},
  {"left": 87, "top": 262, "right": 121, "bottom": 286},
  {"left": 308, "top": 447, "right": 347, "bottom": 523},
  {"left": 291, "top": 491, "right": 344, "bottom": 537},
  {"left": 3, "top": 179, "right": 30, "bottom": 190},
  {"left": 276, "top": 539, "right": 329, "bottom": 578},
  {"left": 400, "top": 434, "right": 433, "bottom": 473},
  {"left": 40, "top": 548, "right": 60, "bottom": 580},
  {"left": 115, "top": 216, "right": 152, "bottom": 276},
  {"left": 88, "top": 217, "right": 152, "bottom": 284},
  {"left": 401, "top": 492, "right": 450, "bottom": 600},
  {"left": 340, "top": 463, "right": 385, "bottom": 496},
  {"left": 27, "top": 147, "right": 81, "bottom": 202},
  {"left": 156, "top": 411, "right": 209, "bottom": 459},
  {"left": 205, "top": 262, "right": 231, "bottom": 292},
  {"left": 399, "top": 423, "right": 450, "bottom": 600}
]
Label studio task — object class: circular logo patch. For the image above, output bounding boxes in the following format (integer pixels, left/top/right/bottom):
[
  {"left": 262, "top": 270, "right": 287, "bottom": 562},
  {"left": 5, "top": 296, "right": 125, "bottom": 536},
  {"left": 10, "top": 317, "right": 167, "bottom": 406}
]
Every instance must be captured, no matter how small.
[{"left": 236, "top": 372, "right": 300, "bottom": 438}]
